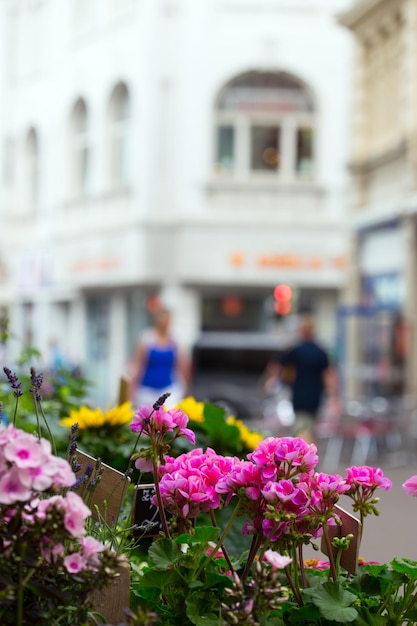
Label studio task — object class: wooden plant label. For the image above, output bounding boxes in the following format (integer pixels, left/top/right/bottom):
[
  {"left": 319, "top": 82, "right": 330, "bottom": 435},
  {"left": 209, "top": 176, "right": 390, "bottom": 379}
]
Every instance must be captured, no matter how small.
[
  {"left": 321, "top": 504, "right": 362, "bottom": 575},
  {"left": 76, "top": 450, "right": 130, "bottom": 523}
]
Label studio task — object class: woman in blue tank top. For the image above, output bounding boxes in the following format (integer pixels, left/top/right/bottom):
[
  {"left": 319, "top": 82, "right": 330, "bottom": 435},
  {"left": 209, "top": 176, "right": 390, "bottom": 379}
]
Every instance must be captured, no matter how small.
[{"left": 129, "top": 308, "right": 189, "bottom": 408}]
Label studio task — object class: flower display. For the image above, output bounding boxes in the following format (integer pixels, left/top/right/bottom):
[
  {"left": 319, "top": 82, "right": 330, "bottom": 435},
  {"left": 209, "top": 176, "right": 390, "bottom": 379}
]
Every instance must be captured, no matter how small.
[
  {"left": 0, "top": 423, "right": 124, "bottom": 626},
  {"left": 129, "top": 397, "right": 410, "bottom": 625}
]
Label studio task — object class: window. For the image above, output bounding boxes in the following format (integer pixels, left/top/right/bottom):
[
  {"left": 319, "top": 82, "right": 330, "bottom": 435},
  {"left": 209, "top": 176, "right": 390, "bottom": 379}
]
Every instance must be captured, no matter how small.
[
  {"left": 26, "top": 128, "right": 39, "bottom": 208},
  {"left": 214, "top": 71, "right": 315, "bottom": 181},
  {"left": 70, "top": 98, "right": 90, "bottom": 194},
  {"left": 108, "top": 82, "right": 131, "bottom": 187}
]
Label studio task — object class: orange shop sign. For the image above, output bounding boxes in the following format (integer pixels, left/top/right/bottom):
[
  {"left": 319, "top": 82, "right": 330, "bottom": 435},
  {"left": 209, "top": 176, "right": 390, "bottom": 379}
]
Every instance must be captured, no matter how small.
[{"left": 229, "top": 253, "right": 346, "bottom": 270}]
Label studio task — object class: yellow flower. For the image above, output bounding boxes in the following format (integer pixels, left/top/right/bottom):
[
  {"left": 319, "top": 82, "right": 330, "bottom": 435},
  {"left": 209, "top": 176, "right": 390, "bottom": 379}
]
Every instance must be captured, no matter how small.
[
  {"left": 60, "top": 402, "right": 134, "bottom": 430},
  {"left": 226, "top": 416, "right": 263, "bottom": 450},
  {"left": 175, "top": 396, "right": 205, "bottom": 423}
]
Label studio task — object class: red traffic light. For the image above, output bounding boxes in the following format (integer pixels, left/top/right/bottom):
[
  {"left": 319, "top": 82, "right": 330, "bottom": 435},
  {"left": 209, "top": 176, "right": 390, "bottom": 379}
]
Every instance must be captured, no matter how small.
[
  {"left": 274, "top": 284, "right": 292, "bottom": 302},
  {"left": 273, "top": 284, "right": 292, "bottom": 315}
]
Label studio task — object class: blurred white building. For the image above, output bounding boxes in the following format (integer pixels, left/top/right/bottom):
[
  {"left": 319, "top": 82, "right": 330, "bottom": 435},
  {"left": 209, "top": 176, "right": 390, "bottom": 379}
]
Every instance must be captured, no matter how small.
[{"left": 0, "top": 0, "right": 353, "bottom": 405}]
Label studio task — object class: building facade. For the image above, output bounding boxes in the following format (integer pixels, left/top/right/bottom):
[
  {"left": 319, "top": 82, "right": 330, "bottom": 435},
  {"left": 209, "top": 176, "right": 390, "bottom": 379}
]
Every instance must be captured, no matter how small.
[
  {"left": 340, "top": 0, "right": 417, "bottom": 400},
  {"left": 0, "top": 0, "right": 352, "bottom": 406}
]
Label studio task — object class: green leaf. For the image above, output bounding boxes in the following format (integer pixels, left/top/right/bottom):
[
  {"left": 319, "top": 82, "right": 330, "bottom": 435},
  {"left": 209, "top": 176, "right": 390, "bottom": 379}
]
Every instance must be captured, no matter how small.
[
  {"left": 175, "top": 526, "right": 220, "bottom": 545},
  {"left": 137, "top": 568, "right": 180, "bottom": 589},
  {"left": 351, "top": 573, "right": 382, "bottom": 596},
  {"left": 304, "top": 581, "right": 358, "bottom": 622},
  {"left": 148, "top": 538, "right": 182, "bottom": 570},
  {"left": 185, "top": 591, "right": 223, "bottom": 625},
  {"left": 284, "top": 603, "right": 321, "bottom": 624},
  {"left": 353, "top": 606, "right": 389, "bottom": 626},
  {"left": 391, "top": 558, "right": 417, "bottom": 579}
]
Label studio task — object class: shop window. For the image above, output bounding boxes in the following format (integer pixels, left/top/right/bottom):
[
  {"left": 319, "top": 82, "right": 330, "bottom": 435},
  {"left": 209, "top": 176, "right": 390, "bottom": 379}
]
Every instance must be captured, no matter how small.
[
  {"left": 108, "top": 82, "right": 131, "bottom": 187},
  {"left": 214, "top": 70, "right": 315, "bottom": 181}
]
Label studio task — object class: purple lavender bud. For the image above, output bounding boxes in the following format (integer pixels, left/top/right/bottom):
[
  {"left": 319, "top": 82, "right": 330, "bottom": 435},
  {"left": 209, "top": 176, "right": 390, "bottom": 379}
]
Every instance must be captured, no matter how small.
[
  {"left": 153, "top": 392, "right": 171, "bottom": 410},
  {"left": 3, "top": 366, "right": 23, "bottom": 398}
]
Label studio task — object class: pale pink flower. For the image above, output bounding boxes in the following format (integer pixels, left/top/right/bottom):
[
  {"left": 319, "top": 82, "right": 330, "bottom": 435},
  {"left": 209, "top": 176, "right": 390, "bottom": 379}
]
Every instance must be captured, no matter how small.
[
  {"left": 64, "top": 552, "right": 87, "bottom": 574},
  {"left": 49, "top": 456, "right": 77, "bottom": 488},
  {"left": 135, "top": 456, "right": 154, "bottom": 473},
  {"left": 80, "top": 535, "right": 105, "bottom": 557},
  {"left": 60, "top": 491, "right": 91, "bottom": 537},
  {"left": 18, "top": 465, "right": 55, "bottom": 492},
  {"left": 0, "top": 466, "right": 33, "bottom": 504},
  {"left": 4, "top": 432, "right": 48, "bottom": 469},
  {"left": 263, "top": 549, "right": 292, "bottom": 570},
  {"left": 41, "top": 538, "right": 65, "bottom": 564},
  {"left": 403, "top": 475, "right": 417, "bottom": 497}
]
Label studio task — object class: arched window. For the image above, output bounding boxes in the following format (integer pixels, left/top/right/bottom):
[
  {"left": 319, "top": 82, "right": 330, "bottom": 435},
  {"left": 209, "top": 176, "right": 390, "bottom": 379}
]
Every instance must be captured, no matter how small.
[
  {"left": 26, "top": 127, "right": 39, "bottom": 207},
  {"left": 214, "top": 71, "right": 315, "bottom": 179},
  {"left": 70, "top": 98, "right": 90, "bottom": 194},
  {"left": 108, "top": 82, "right": 131, "bottom": 187}
]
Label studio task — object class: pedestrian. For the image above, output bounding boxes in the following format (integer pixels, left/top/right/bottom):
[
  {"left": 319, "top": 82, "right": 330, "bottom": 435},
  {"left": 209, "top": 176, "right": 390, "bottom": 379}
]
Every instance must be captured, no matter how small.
[
  {"left": 129, "top": 307, "right": 190, "bottom": 408},
  {"left": 279, "top": 315, "right": 329, "bottom": 443}
]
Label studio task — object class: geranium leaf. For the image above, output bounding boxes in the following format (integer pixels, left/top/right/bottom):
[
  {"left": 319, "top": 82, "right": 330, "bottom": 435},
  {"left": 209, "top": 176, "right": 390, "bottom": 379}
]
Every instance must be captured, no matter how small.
[
  {"left": 354, "top": 607, "right": 389, "bottom": 625},
  {"left": 149, "top": 538, "right": 181, "bottom": 569},
  {"left": 304, "top": 581, "right": 358, "bottom": 622},
  {"left": 175, "top": 526, "right": 219, "bottom": 545},
  {"left": 185, "top": 592, "right": 224, "bottom": 625},
  {"left": 137, "top": 568, "right": 180, "bottom": 589},
  {"left": 391, "top": 558, "right": 417, "bottom": 579}
]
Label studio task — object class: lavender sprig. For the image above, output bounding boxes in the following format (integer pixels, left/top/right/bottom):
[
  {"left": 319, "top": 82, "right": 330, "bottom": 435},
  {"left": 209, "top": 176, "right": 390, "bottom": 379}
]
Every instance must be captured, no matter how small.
[
  {"left": 29, "top": 367, "right": 43, "bottom": 402},
  {"left": 3, "top": 366, "right": 23, "bottom": 426},
  {"left": 3, "top": 367, "right": 23, "bottom": 398}
]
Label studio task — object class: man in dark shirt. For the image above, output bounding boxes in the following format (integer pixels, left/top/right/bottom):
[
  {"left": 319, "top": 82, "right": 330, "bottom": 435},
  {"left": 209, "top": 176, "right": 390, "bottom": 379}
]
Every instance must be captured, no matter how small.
[{"left": 280, "top": 315, "right": 329, "bottom": 443}]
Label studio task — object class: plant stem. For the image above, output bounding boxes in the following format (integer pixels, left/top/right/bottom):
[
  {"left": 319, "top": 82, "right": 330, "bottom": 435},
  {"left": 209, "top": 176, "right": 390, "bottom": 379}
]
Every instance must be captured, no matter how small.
[
  {"left": 13, "top": 396, "right": 18, "bottom": 427},
  {"left": 152, "top": 458, "right": 170, "bottom": 538},
  {"left": 195, "top": 501, "right": 241, "bottom": 578},
  {"left": 209, "top": 509, "right": 234, "bottom": 574},
  {"left": 241, "top": 533, "right": 263, "bottom": 582},
  {"left": 38, "top": 400, "right": 57, "bottom": 455},
  {"left": 16, "top": 546, "right": 24, "bottom": 626},
  {"left": 322, "top": 520, "right": 337, "bottom": 582},
  {"left": 298, "top": 543, "right": 307, "bottom": 589},
  {"left": 285, "top": 565, "right": 303, "bottom": 607}
]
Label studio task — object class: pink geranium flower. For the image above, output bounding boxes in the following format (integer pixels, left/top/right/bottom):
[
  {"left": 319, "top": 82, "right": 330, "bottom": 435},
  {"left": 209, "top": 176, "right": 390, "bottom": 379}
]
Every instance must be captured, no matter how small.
[
  {"left": 403, "top": 475, "right": 417, "bottom": 496},
  {"left": 131, "top": 404, "right": 195, "bottom": 444},
  {"left": 345, "top": 466, "right": 392, "bottom": 492},
  {"left": 248, "top": 437, "right": 319, "bottom": 480}
]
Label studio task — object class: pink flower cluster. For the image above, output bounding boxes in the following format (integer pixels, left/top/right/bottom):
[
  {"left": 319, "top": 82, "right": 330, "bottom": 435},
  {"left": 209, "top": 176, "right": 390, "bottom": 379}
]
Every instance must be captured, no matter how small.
[
  {"left": 131, "top": 405, "right": 195, "bottom": 444},
  {"left": 0, "top": 425, "right": 111, "bottom": 577},
  {"left": 155, "top": 435, "right": 392, "bottom": 545},
  {"left": 0, "top": 425, "right": 76, "bottom": 504},
  {"left": 156, "top": 448, "right": 241, "bottom": 518}
]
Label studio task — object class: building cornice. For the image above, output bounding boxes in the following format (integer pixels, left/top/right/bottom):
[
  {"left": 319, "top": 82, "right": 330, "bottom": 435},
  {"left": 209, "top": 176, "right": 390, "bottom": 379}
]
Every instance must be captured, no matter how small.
[
  {"left": 338, "top": 0, "right": 399, "bottom": 30},
  {"left": 348, "top": 140, "right": 408, "bottom": 175}
]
